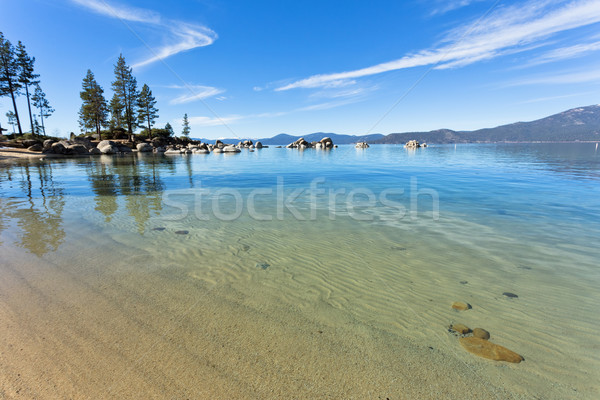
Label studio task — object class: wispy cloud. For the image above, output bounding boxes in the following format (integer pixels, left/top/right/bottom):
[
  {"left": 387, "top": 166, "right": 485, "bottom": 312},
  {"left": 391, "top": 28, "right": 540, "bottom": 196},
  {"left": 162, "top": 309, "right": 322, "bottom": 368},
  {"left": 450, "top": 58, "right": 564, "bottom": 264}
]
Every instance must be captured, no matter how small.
[
  {"left": 276, "top": 0, "right": 600, "bottom": 91},
  {"left": 524, "top": 40, "right": 600, "bottom": 67},
  {"left": 166, "top": 85, "right": 225, "bottom": 105},
  {"left": 430, "top": 0, "right": 486, "bottom": 16},
  {"left": 506, "top": 68, "right": 600, "bottom": 86},
  {"left": 70, "top": 0, "right": 217, "bottom": 68}
]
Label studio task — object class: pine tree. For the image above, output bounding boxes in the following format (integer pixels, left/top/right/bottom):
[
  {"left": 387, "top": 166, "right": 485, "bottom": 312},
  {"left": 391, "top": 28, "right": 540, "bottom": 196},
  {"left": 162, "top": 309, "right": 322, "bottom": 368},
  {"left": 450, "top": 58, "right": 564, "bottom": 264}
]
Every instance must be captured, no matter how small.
[
  {"left": 137, "top": 84, "right": 158, "bottom": 138},
  {"left": 0, "top": 32, "right": 23, "bottom": 135},
  {"left": 109, "top": 93, "right": 124, "bottom": 130},
  {"left": 16, "top": 41, "right": 39, "bottom": 136},
  {"left": 182, "top": 113, "right": 190, "bottom": 137},
  {"left": 31, "top": 83, "right": 54, "bottom": 136},
  {"left": 165, "top": 122, "right": 174, "bottom": 137},
  {"left": 32, "top": 116, "right": 42, "bottom": 136},
  {"left": 79, "top": 69, "right": 108, "bottom": 139},
  {"left": 6, "top": 110, "right": 17, "bottom": 133},
  {"left": 111, "top": 54, "right": 138, "bottom": 139}
]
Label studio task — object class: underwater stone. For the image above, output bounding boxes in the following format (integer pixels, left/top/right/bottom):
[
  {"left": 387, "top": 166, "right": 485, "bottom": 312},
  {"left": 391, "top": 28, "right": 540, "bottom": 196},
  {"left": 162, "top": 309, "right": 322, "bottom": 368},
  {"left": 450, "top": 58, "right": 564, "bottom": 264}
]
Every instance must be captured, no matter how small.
[
  {"left": 256, "top": 262, "right": 270, "bottom": 270},
  {"left": 459, "top": 337, "right": 523, "bottom": 363},
  {"left": 452, "top": 302, "right": 472, "bottom": 311},
  {"left": 451, "top": 323, "right": 471, "bottom": 334},
  {"left": 473, "top": 328, "right": 490, "bottom": 340}
]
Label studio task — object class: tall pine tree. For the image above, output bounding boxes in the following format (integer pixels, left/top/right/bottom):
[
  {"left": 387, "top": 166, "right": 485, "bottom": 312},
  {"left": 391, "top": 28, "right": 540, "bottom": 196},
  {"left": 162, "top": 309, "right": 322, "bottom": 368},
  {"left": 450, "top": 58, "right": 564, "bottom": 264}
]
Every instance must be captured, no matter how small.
[
  {"left": 111, "top": 54, "right": 137, "bottom": 140},
  {"left": 6, "top": 111, "right": 17, "bottom": 133},
  {"left": 165, "top": 122, "right": 174, "bottom": 137},
  {"left": 16, "top": 41, "right": 39, "bottom": 136},
  {"left": 0, "top": 32, "right": 22, "bottom": 135},
  {"left": 182, "top": 113, "right": 190, "bottom": 137},
  {"left": 137, "top": 84, "right": 158, "bottom": 138},
  {"left": 109, "top": 93, "right": 124, "bottom": 130},
  {"left": 79, "top": 69, "right": 108, "bottom": 139},
  {"left": 32, "top": 83, "right": 54, "bottom": 136}
]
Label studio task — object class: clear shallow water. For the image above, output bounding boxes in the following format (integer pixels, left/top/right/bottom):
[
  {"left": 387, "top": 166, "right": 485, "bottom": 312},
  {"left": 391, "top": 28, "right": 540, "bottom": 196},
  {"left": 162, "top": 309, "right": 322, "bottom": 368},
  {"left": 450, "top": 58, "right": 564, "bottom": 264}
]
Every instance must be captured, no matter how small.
[{"left": 0, "top": 143, "right": 599, "bottom": 398}]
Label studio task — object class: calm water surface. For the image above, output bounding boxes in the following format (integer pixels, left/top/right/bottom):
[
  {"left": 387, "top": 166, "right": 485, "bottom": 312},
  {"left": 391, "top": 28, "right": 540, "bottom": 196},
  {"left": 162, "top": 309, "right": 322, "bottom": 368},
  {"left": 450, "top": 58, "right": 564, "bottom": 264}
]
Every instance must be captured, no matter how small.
[{"left": 0, "top": 143, "right": 599, "bottom": 398}]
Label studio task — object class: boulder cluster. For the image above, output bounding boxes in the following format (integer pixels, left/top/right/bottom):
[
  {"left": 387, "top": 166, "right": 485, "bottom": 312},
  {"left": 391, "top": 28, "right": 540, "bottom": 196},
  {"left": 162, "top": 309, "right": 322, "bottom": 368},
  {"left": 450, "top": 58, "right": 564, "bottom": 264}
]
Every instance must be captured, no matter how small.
[
  {"left": 404, "top": 140, "right": 427, "bottom": 148},
  {"left": 285, "top": 137, "right": 336, "bottom": 149},
  {"left": 355, "top": 142, "right": 369, "bottom": 148},
  {"left": 449, "top": 299, "right": 523, "bottom": 363},
  {"left": 12, "top": 136, "right": 270, "bottom": 156}
]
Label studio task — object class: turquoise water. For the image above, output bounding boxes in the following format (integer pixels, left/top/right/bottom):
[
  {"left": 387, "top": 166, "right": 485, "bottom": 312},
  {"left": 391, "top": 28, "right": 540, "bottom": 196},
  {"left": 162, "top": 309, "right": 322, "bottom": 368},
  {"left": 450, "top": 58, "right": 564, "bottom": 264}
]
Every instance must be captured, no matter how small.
[{"left": 1, "top": 143, "right": 599, "bottom": 398}]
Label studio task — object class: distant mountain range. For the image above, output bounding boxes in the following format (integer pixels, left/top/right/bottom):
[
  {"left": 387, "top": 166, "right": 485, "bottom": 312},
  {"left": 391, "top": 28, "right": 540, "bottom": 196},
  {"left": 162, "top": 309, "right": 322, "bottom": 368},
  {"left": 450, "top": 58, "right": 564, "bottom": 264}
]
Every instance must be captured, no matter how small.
[
  {"left": 197, "top": 105, "right": 600, "bottom": 145},
  {"left": 373, "top": 105, "right": 600, "bottom": 144}
]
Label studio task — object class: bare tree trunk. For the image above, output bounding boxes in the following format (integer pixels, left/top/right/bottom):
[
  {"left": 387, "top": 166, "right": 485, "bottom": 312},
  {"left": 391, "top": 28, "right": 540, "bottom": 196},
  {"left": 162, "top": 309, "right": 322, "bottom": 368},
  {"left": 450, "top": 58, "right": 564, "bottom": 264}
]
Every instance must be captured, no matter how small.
[
  {"left": 25, "top": 84, "right": 34, "bottom": 136},
  {"left": 40, "top": 110, "right": 46, "bottom": 136}
]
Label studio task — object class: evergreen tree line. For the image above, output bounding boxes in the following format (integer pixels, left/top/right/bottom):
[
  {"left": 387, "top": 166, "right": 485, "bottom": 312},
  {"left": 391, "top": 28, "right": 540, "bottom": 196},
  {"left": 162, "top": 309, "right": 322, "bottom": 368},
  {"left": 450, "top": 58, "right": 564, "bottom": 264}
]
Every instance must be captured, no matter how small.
[
  {"left": 0, "top": 31, "right": 54, "bottom": 137},
  {"left": 80, "top": 54, "right": 176, "bottom": 141}
]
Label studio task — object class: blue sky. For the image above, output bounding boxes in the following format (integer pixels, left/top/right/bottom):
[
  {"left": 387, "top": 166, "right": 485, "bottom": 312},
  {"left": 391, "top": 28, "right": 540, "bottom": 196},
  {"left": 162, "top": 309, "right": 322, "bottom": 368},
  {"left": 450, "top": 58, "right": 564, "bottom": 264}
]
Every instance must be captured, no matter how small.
[{"left": 2, "top": 0, "right": 600, "bottom": 139}]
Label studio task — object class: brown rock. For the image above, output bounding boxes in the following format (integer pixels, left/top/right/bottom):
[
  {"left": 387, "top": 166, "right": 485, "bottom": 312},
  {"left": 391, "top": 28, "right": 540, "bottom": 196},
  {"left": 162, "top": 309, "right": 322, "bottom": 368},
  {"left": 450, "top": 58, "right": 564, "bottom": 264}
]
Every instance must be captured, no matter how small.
[
  {"left": 473, "top": 328, "right": 490, "bottom": 340},
  {"left": 451, "top": 323, "right": 471, "bottom": 334},
  {"left": 452, "top": 301, "right": 472, "bottom": 311},
  {"left": 459, "top": 337, "right": 523, "bottom": 363}
]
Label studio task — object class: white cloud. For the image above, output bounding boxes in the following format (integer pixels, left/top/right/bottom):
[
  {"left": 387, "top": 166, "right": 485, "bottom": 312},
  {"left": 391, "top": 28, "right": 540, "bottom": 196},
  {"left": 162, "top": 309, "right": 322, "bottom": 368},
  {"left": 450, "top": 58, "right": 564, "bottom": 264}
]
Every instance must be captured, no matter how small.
[
  {"left": 507, "top": 69, "right": 600, "bottom": 86},
  {"left": 276, "top": 0, "right": 600, "bottom": 91},
  {"left": 525, "top": 40, "right": 600, "bottom": 66},
  {"left": 70, "top": 0, "right": 160, "bottom": 23},
  {"left": 430, "top": 0, "right": 486, "bottom": 16},
  {"left": 70, "top": 0, "right": 217, "bottom": 68},
  {"left": 167, "top": 85, "right": 225, "bottom": 105}
]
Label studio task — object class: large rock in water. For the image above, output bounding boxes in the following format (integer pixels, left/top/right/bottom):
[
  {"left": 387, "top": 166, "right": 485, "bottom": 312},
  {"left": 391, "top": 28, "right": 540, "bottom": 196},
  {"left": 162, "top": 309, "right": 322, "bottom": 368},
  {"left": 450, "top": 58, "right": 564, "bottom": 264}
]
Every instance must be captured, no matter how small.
[
  {"left": 50, "top": 142, "right": 66, "bottom": 154},
  {"left": 405, "top": 140, "right": 421, "bottom": 149},
  {"left": 459, "top": 337, "right": 523, "bottom": 363},
  {"left": 137, "top": 143, "right": 153, "bottom": 152}
]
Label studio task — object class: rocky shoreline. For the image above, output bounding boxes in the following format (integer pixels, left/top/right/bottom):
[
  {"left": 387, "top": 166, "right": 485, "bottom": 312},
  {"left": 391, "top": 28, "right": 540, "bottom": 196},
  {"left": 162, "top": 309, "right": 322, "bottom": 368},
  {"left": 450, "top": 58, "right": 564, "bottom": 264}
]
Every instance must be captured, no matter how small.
[{"left": 0, "top": 136, "right": 352, "bottom": 158}]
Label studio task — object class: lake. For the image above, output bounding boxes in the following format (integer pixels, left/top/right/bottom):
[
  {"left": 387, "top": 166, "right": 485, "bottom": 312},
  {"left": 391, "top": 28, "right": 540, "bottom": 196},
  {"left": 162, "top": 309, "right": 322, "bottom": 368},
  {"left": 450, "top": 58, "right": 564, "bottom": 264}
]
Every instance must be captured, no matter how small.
[{"left": 0, "top": 143, "right": 599, "bottom": 399}]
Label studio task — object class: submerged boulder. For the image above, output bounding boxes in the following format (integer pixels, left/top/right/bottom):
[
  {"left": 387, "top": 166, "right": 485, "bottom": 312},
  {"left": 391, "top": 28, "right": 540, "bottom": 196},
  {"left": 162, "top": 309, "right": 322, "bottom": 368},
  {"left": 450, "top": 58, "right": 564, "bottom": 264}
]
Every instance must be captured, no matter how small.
[
  {"left": 452, "top": 302, "right": 472, "bottom": 311},
  {"left": 459, "top": 337, "right": 523, "bottom": 363}
]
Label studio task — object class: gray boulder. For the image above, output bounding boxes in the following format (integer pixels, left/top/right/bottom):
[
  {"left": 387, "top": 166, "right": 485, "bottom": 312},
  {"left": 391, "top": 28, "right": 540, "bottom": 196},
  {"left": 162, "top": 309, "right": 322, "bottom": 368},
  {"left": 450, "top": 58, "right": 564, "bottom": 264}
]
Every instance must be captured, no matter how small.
[
  {"left": 23, "top": 139, "right": 41, "bottom": 148},
  {"left": 73, "top": 137, "right": 94, "bottom": 149},
  {"left": 100, "top": 145, "right": 118, "bottom": 154},
  {"left": 136, "top": 143, "right": 153, "bottom": 152},
  {"left": 67, "top": 144, "right": 89, "bottom": 154},
  {"left": 50, "top": 142, "right": 66, "bottom": 154},
  {"left": 27, "top": 143, "right": 43, "bottom": 152}
]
